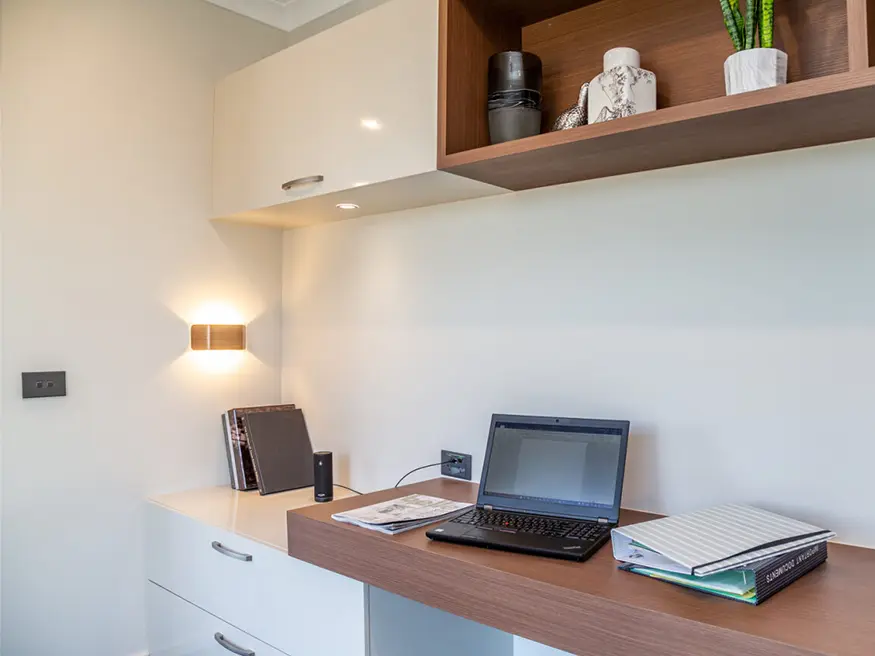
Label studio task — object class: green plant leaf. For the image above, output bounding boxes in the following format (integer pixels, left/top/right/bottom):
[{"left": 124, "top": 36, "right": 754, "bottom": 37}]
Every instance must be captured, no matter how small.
[
  {"left": 744, "top": 0, "right": 759, "bottom": 50},
  {"left": 729, "top": 0, "right": 745, "bottom": 47},
  {"left": 719, "top": 0, "right": 743, "bottom": 51},
  {"left": 760, "top": 0, "right": 775, "bottom": 48}
]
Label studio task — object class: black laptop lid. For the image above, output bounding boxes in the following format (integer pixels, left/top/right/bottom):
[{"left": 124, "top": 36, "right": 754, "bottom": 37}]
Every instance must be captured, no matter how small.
[{"left": 477, "top": 414, "right": 630, "bottom": 523}]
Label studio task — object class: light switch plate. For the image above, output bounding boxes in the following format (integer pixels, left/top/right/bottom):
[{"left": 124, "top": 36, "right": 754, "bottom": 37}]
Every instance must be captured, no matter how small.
[{"left": 22, "top": 371, "right": 67, "bottom": 399}]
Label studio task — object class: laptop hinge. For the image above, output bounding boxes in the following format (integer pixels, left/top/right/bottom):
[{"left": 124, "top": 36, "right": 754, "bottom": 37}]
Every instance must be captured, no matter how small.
[
  {"left": 598, "top": 517, "right": 610, "bottom": 524},
  {"left": 483, "top": 505, "right": 493, "bottom": 511}
]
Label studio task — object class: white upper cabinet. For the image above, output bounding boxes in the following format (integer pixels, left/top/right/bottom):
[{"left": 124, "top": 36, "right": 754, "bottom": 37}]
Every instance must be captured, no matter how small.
[
  {"left": 212, "top": 0, "right": 503, "bottom": 228},
  {"left": 213, "top": 38, "right": 326, "bottom": 218}
]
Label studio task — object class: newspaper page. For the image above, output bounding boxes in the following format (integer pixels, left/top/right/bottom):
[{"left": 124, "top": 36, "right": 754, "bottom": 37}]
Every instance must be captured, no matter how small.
[{"left": 332, "top": 494, "right": 473, "bottom": 534}]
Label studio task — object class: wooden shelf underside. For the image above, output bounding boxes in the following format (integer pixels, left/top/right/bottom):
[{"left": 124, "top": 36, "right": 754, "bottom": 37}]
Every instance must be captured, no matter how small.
[{"left": 440, "top": 69, "right": 875, "bottom": 191}]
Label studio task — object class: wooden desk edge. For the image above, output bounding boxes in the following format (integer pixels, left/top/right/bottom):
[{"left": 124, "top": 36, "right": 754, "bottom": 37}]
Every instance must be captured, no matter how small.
[{"left": 286, "top": 480, "right": 866, "bottom": 656}]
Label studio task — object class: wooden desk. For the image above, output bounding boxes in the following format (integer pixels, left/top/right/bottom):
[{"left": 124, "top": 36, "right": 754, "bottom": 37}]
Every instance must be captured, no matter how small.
[{"left": 287, "top": 479, "right": 875, "bottom": 656}]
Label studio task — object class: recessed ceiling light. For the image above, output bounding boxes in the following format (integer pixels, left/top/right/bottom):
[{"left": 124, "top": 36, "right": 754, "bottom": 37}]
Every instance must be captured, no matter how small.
[
  {"left": 361, "top": 118, "right": 382, "bottom": 130},
  {"left": 336, "top": 203, "right": 360, "bottom": 211}
]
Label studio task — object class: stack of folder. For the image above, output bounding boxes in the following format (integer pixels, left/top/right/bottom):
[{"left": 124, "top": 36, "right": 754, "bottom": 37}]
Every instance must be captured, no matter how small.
[{"left": 611, "top": 505, "right": 835, "bottom": 605}]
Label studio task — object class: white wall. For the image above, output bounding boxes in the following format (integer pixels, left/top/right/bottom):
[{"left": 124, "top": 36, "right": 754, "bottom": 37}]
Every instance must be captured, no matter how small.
[
  {"left": 283, "top": 140, "right": 875, "bottom": 547},
  {"left": 0, "top": 1, "right": 287, "bottom": 654}
]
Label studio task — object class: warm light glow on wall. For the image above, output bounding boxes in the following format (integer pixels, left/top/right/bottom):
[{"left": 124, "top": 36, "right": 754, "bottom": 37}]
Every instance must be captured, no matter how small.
[
  {"left": 187, "top": 350, "right": 247, "bottom": 375},
  {"left": 189, "top": 302, "right": 246, "bottom": 325},
  {"left": 167, "top": 300, "right": 254, "bottom": 374}
]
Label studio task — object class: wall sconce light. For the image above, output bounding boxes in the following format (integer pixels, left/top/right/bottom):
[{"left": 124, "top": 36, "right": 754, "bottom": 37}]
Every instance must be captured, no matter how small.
[{"left": 190, "top": 324, "right": 246, "bottom": 351}]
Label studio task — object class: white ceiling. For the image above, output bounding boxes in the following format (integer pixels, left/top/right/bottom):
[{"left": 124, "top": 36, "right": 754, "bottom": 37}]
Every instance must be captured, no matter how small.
[{"left": 205, "top": 0, "right": 357, "bottom": 31}]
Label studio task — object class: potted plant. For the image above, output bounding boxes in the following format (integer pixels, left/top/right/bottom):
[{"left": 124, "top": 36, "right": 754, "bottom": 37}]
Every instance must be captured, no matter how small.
[{"left": 720, "top": 0, "right": 788, "bottom": 95}]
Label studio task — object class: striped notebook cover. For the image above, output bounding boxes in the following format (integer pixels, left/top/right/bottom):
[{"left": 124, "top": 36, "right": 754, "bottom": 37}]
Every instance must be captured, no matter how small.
[{"left": 612, "top": 504, "right": 835, "bottom": 576}]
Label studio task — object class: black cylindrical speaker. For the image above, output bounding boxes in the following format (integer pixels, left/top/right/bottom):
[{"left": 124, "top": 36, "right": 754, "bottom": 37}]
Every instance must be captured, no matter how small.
[{"left": 314, "top": 451, "right": 333, "bottom": 503}]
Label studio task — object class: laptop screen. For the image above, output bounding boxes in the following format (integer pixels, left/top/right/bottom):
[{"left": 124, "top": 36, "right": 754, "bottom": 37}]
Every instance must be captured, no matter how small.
[{"left": 479, "top": 416, "right": 629, "bottom": 521}]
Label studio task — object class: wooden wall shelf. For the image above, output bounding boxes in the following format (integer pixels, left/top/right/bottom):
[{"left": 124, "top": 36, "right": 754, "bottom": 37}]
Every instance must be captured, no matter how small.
[{"left": 438, "top": 0, "right": 875, "bottom": 191}]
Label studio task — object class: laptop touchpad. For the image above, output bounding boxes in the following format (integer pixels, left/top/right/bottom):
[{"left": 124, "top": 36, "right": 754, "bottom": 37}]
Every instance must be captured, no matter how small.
[{"left": 464, "top": 528, "right": 540, "bottom": 547}]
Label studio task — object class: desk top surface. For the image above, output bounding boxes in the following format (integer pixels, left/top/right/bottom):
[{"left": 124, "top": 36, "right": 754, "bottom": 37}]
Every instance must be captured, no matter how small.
[
  {"left": 150, "top": 485, "right": 354, "bottom": 551},
  {"left": 287, "top": 479, "right": 875, "bottom": 656}
]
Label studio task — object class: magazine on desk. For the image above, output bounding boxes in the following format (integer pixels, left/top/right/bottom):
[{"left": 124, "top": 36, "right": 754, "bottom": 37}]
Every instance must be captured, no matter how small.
[{"left": 332, "top": 494, "right": 473, "bottom": 535}]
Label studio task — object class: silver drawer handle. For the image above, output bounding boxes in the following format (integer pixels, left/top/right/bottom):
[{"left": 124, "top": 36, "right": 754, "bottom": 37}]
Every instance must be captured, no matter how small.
[
  {"left": 282, "top": 175, "right": 324, "bottom": 190},
  {"left": 211, "top": 541, "right": 252, "bottom": 562},
  {"left": 215, "top": 632, "right": 255, "bottom": 656}
]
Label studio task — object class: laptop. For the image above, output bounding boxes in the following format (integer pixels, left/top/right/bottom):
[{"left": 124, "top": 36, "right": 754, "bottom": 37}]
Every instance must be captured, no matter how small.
[{"left": 427, "top": 414, "right": 630, "bottom": 561}]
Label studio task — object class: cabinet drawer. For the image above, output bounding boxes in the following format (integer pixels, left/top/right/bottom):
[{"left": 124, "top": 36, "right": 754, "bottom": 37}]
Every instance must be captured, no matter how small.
[
  {"left": 146, "top": 502, "right": 366, "bottom": 656},
  {"left": 147, "top": 582, "right": 287, "bottom": 656}
]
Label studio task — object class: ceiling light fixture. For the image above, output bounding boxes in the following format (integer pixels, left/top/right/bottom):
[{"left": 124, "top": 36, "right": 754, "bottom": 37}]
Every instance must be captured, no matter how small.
[
  {"left": 360, "top": 118, "right": 382, "bottom": 130},
  {"left": 336, "top": 203, "right": 360, "bottom": 211}
]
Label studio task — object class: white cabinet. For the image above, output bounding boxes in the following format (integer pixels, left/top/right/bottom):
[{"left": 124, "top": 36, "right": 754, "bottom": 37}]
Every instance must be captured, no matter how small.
[
  {"left": 213, "top": 32, "right": 327, "bottom": 218},
  {"left": 146, "top": 488, "right": 586, "bottom": 656},
  {"left": 212, "top": 0, "right": 503, "bottom": 228},
  {"left": 147, "top": 582, "right": 287, "bottom": 656},
  {"left": 146, "top": 501, "right": 366, "bottom": 656}
]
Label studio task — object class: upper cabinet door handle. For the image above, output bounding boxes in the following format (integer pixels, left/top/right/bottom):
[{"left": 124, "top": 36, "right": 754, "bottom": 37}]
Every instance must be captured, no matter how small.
[
  {"left": 211, "top": 541, "right": 253, "bottom": 562},
  {"left": 282, "top": 175, "right": 324, "bottom": 190},
  {"left": 214, "top": 632, "right": 256, "bottom": 656}
]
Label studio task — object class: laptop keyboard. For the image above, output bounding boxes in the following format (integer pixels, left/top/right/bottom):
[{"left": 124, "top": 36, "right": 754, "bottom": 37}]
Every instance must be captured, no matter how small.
[{"left": 453, "top": 509, "right": 610, "bottom": 541}]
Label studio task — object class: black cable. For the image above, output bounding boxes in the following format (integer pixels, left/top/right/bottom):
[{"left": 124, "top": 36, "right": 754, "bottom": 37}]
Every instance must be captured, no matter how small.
[
  {"left": 334, "top": 483, "right": 363, "bottom": 496},
  {"left": 394, "top": 460, "right": 454, "bottom": 488}
]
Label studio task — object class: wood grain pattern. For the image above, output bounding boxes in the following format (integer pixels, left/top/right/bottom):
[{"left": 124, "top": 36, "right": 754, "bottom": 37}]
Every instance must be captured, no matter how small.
[
  {"left": 871, "top": 0, "right": 875, "bottom": 67},
  {"left": 439, "top": 0, "right": 850, "bottom": 158},
  {"left": 288, "top": 479, "right": 875, "bottom": 656},
  {"left": 190, "top": 324, "right": 246, "bottom": 351},
  {"left": 473, "top": 0, "right": 601, "bottom": 27},
  {"left": 439, "top": 0, "right": 520, "bottom": 158},
  {"left": 524, "top": 0, "right": 849, "bottom": 130},
  {"left": 439, "top": 69, "right": 875, "bottom": 191},
  {"left": 847, "top": 0, "right": 875, "bottom": 69}
]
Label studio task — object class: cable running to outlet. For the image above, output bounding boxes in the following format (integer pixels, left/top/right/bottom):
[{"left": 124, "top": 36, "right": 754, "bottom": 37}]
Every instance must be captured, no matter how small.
[{"left": 394, "top": 460, "right": 458, "bottom": 488}]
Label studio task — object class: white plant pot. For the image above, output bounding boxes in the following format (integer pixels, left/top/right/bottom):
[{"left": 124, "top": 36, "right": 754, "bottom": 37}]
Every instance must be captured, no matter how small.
[{"left": 724, "top": 48, "right": 788, "bottom": 96}]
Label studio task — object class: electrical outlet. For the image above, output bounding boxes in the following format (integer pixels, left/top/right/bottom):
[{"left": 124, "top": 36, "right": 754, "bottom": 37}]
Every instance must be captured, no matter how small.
[
  {"left": 441, "top": 450, "right": 472, "bottom": 481},
  {"left": 22, "top": 371, "right": 67, "bottom": 399}
]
